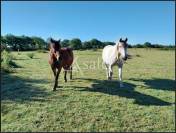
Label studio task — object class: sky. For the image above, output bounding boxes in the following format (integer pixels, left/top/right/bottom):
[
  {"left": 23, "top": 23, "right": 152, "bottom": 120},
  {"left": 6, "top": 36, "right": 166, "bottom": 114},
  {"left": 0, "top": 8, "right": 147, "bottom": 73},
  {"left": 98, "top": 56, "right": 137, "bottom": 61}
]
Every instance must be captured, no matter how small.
[{"left": 1, "top": 1, "right": 175, "bottom": 45}]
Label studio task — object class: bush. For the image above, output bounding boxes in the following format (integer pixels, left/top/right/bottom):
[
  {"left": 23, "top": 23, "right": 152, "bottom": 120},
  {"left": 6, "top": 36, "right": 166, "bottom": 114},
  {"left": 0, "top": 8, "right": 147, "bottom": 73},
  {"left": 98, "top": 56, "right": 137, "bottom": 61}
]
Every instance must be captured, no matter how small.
[
  {"left": 27, "top": 53, "right": 35, "bottom": 59},
  {"left": 1, "top": 50, "right": 16, "bottom": 72},
  {"left": 1, "top": 50, "right": 13, "bottom": 65},
  {"left": 136, "top": 54, "right": 141, "bottom": 57}
]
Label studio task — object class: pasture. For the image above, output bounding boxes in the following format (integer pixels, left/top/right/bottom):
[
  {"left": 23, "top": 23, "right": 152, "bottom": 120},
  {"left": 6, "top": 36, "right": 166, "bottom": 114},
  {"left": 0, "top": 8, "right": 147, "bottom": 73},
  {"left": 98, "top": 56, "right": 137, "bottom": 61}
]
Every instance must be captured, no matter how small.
[{"left": 1, "top": 48, "right": 175, "bottom": 132}]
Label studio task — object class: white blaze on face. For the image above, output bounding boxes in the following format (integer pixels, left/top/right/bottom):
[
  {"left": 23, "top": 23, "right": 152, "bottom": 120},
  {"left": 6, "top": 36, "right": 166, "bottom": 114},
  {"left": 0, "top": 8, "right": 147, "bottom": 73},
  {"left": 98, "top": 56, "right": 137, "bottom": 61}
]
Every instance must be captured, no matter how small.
[
  {"left": 118, "top": 43, "right": 126, "bottom": 58},
  {"left": 55, "top": 51, "right": 60, "bottom": 60},
  {"left": 56, "top": 56, "right": 59, "bottom": 60}
]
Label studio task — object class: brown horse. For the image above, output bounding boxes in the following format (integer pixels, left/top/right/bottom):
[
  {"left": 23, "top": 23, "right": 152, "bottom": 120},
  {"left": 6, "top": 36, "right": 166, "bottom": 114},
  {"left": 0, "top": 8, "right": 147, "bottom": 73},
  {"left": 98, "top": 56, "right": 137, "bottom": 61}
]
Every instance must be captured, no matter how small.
[{"left": 48, "top": 38, "right": 74, "bottom": 91}]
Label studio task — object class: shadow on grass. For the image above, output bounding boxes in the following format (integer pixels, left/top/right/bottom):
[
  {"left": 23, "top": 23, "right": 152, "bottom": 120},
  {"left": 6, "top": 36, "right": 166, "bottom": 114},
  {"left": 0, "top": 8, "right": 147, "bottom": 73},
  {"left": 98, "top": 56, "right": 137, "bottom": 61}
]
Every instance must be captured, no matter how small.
[
  {"left": 31, "top": 57, "right": 40, "bottom": 59},
  {"left": 1, "top": 72, "right": 50, "bottom": 103},
  {"left": 14, "top": 57, "right": 40, "bottom": 60},
  {"left": 73, "top": 78, "right": 173, "bottom": 106},
  {"left": 13, "top": 58, "right": 30, "bottom": 60},
  {"left": 129, "top": 78, "right": 175, "bottom": 91},
  {"left": 11, "top": 62, "right": 23, "bottom": 68}
]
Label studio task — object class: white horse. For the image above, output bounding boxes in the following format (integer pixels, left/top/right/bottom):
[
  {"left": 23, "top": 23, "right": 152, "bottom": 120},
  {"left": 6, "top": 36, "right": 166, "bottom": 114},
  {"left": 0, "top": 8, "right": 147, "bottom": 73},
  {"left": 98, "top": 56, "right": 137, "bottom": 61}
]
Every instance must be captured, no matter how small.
[{"left": 102, "top": 38, "right": 128, "bottom": 87}]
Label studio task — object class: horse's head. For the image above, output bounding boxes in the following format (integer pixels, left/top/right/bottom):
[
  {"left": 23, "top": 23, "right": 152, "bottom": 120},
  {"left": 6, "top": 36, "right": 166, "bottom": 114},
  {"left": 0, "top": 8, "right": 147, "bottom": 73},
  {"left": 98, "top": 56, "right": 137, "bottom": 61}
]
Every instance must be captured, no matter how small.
[
  {"left": 49, "top": 38, "right": 61, "bottom": 60},
  {"left": 117, "top": 38, "right": 128, "bottom": 61}
]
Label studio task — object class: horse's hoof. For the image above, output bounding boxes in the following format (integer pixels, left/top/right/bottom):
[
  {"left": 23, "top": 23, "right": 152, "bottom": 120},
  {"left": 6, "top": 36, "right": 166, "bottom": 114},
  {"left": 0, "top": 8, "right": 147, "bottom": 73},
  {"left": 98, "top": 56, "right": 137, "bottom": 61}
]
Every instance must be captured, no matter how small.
[{"left": 53, "top": 88, "right": 56, "bottom": 91}]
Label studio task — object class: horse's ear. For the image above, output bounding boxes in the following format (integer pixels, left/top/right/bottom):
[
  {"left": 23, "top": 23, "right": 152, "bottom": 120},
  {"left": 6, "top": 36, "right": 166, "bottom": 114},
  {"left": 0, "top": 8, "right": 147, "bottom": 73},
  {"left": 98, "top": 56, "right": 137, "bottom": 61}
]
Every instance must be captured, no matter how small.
[
  {"left": 125, "top": 38, "right": 128, "bottom": 42},
  {"left": 119, "top": 38, "right": 122, "bottom": 42},
  {"left": 58, "top": 39, "right": 61, "bottom": 43},
  {"left": 50, "top": 38, "right": 54, "bottom": 43}
]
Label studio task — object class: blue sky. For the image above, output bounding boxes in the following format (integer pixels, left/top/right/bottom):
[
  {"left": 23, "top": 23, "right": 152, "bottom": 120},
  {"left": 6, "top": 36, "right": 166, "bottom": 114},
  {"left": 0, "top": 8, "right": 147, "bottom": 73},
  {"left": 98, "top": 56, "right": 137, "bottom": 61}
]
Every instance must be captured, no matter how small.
[{"left": 1, "top": 1, "right": 175, "bottom": 45}]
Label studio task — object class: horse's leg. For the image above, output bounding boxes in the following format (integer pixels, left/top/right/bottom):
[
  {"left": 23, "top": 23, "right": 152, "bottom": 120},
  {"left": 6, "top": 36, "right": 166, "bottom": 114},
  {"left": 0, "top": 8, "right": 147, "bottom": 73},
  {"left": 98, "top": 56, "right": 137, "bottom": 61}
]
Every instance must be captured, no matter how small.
[
  {"left": 70, "top": 66, "right": 72, "bottom": 80},
  {"left": 105, "top": 64, "right": 109, "bottom": 80},
  {"left": 51, "top": 65, "right": 56, "bottom": 77},
  {"left": 109, "top": 65, "right": 113, "bottom": 80},
  {"left": 53, "top": 66, "right": 62, "bottom": 91},
  {"left": 64, "top": 70, "right": 67, "bottom": 82},
  {"left": 118, "top": 65, "right": 123, "bottom": 87}
]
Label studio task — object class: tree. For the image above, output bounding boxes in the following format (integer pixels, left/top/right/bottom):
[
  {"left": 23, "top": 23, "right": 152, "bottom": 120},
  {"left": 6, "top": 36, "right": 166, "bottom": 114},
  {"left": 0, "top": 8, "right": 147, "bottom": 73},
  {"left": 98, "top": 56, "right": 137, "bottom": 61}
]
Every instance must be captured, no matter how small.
[
  {"left": 128, "top": 44, "right": 133, "bottom": 48},
  {"left": 61, "top": 39, "right": 70, "bottom": 47},
  {"left": 1, "top": 36, "right": 7, "bottom": 51},
  {"left": 103, "top": 41, "right": 115, "bottom": 47},
  {"left": 89, "top": 39, "right": 103, "bottom": 49},
  {"left": 19, "top": 36, "right": 34, "bottom": 50},
  {"left": 133, "top": 44, "right": 144, "bottom": 48},
  {"left": 3, "top": 34, "right": 32, "bottom": 50},
  {"left": 82, "top": 41, "right": 92, "bottom": 49},
  {"left": 69, "top": 38, "right": 82, "bottom": 50},
  {"left": 4, "top": 34, "right": 16, "bottom": 48},
  {"left": 144, "top": 42, "right": 152, "bottom": 48},
  {"left": 31, "top": 36, "right": 47, "bottom": 49}
]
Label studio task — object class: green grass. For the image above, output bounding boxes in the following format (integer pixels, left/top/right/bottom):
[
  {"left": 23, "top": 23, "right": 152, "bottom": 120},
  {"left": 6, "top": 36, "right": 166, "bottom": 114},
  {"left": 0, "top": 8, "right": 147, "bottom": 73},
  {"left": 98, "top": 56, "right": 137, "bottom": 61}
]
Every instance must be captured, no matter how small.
[
  {"left": 1, "top": 49, "right": 175, "bottom": 132},
  {"left": 26, "top": 52, "right": 35, "bottom": 59}
]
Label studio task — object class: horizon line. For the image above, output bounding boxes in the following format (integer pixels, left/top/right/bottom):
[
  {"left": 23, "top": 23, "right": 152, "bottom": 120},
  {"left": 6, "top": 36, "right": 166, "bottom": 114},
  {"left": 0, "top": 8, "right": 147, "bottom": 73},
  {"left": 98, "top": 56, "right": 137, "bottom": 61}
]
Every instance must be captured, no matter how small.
[{"left": 1, "top": 33, "right": 175, "bottom": 46}]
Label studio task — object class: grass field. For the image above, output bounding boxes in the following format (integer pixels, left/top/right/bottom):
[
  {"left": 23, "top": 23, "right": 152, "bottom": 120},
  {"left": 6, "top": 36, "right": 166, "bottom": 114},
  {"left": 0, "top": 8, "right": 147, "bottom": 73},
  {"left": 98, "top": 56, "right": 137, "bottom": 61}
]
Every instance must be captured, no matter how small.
[{"left": 1, "top": 48, "right": 175, "bottom": 132}]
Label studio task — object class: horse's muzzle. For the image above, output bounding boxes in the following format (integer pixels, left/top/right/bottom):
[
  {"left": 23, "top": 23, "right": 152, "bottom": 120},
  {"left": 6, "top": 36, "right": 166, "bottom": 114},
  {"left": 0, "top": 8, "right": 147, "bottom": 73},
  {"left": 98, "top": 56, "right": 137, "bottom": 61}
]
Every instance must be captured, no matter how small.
[
  {"left": 123, "top": 56, "right": 127, "bottom": 61},
  {"left": 55, "top": 60, "right": 61, "bottom": 66}
]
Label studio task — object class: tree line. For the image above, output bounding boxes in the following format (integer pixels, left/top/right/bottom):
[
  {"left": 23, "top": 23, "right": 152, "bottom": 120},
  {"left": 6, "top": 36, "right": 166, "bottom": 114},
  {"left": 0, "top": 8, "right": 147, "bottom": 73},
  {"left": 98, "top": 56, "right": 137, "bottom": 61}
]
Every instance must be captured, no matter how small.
[
  {"left": 1, "top": 34, "right": 174, "bottom": 51},
  {"left": 1, "top": 34, "right": 47, "bottom": 51}
]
